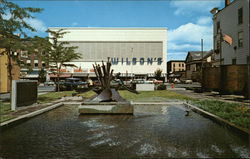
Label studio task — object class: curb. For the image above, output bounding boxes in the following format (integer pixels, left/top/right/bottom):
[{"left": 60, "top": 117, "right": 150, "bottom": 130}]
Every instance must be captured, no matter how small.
[
  {"left": 183, "top": 102, "right": 250, "bottom": 137},
  {"left": 0, "top": 102, "right": 64, "bottom": 129},
  {"left": 131, "top": 102, "right": 183, "bottom": 105}
]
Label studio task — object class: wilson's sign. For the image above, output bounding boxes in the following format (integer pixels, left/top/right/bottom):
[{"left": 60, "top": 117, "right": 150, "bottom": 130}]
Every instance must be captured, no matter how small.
[{"left": 111, "top": 57, "right": 163, "bottom": 65}]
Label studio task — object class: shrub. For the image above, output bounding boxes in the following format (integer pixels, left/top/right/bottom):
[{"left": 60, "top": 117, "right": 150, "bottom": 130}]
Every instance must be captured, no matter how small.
[{"left": 156, "top": 84, "right": 166, "bottom": 90}]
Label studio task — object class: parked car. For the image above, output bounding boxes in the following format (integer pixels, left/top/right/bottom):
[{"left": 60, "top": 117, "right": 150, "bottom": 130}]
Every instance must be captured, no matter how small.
[
  {"left": 148, "top": 78, "right": 163, "bottom": 84},
  {"left": 56, "top": 78, "right": 88, "bottom": 91},
  {"left": 110, "top": 79, "right": 123, "bottom": 86},
  {"left": 93, "top": 80, "right": 101, "bottom": 86},
  {"left": 44, "top": 81, "right": 55, "bottom": 86},
  {"left": 174, "top": 78, "right": 181, "bottom": 84},
  {"left": 131, "top": 79, "right": 145, "bottom": 84},
  {"left": 185, "top": 80, "right": 193, "bottom": 84}
]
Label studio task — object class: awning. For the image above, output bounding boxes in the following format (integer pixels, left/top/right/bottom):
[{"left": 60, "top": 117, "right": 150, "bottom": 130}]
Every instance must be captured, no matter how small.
[
  {"left": 73, "top": 72, "right": 96, "bottom": 77},
  {"left": 49, "top": 74, "right": 72, "bottom": 78}
]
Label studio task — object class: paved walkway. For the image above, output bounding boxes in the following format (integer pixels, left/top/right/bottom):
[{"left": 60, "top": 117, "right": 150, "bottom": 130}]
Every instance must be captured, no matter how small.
[{"left": 171, "top": 89, "right": 250, "bottom": 105}]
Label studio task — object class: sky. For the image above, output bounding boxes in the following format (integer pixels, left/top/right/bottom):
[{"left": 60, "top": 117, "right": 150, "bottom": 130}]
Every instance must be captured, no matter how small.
[{"left": 12, "top": 0, "right": 224, "bottom": 61}]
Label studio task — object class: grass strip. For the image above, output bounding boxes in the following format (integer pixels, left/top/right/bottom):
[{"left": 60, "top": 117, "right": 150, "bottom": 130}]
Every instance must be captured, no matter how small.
[
  {"left": 192, "top": 100, "right": 250, "bottom": 129},
  {"left": 118, "top": 90, "right": 193, "bottom": 101},
  {"left": 37, "top": 91, "right": 76, "bottom": 103}
]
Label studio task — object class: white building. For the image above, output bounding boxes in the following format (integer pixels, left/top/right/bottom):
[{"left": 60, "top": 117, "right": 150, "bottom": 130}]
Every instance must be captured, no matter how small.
[
  {"left": 48, "top": 27, "right": 167, "bottom": 79},
  {"left": 212, "top": 0, "right": 249, "bottom": 65}
]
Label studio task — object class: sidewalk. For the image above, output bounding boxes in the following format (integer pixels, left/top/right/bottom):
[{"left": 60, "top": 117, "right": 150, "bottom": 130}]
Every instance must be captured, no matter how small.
[
  {"left": 0, "top": 96, "right": 83, "bottom": 127},
  {"left": 171, "top": 89, "right": 250, "bottom": 105}
]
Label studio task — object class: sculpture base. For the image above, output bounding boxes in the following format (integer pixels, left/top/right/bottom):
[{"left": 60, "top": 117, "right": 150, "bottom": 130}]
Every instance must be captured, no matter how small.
[{"left": 79, "top": 102, "right": 133, "bottom": 114}]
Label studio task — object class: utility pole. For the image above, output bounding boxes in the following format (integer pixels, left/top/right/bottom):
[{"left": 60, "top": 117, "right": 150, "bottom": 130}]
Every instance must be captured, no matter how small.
[
  {"left": 201, "top": 39, "right": 204, "bottom": 89},
  {"left": 219, "top": 29, "right": 223, "bottom": 97},
  {"left": 248, "top": 19, "right": 250, "bottom": 99}
]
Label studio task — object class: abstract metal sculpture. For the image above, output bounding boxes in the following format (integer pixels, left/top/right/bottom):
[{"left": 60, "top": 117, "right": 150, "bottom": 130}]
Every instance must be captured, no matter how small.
[{"left": 91, "top": 58, "right": 138, "bottom": 102}]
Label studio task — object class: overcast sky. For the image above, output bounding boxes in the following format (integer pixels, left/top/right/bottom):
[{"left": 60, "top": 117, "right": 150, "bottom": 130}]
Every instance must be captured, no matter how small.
[{"left": 14, "top": 0, "right": 224, "bottom": 61}]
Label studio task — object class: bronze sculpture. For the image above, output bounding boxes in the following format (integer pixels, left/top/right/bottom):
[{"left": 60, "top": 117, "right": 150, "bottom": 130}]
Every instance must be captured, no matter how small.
[{"left": 90, "top": 58, "right": 138, "bottom": 102}]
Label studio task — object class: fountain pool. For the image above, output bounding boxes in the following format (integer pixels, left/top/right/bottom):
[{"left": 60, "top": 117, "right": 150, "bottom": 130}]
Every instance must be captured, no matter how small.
[{"left": 0, "top": 104, "right": 249, "bottom": 158}]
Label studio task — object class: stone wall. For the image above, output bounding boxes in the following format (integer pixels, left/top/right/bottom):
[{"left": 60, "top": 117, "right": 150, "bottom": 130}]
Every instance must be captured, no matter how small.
[
  {"left": 202, "top": 65, "right": 248, "bottom": 95},
  {"left": 202, "top": 67, "right": 220, "bottom": 91}
]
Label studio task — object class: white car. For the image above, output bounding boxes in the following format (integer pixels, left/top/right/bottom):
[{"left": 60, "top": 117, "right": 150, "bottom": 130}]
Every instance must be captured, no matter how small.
[
  {"left": 44, "top": 81, "right": 55, "bottom": 86},
  {"left": 185, "top": 80, "right": 193, "bottom": 84}
]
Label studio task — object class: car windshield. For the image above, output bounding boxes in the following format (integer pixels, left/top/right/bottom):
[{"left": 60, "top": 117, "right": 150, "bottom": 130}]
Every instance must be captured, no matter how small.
[{"left": 66, "top": 78, "right": 80, "bottom": 82}]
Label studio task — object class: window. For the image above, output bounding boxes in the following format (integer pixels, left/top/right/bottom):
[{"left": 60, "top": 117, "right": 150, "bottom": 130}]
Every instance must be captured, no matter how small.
[
  {"left": 238, "top": 8, "right": 243, "bottom": 24},
  {"left": 238, "top": 31, "right": 243, "bottom": 48},
  {"left": 232, "top": 59, "right": 236, "bottom": 65},
  {"left": 34, "top": 60, "right": 39, "bottom": 68},
  {"left": 21, "top": 51, "right": 28, "bottom": 58},
  {"left": 216, "top": 40, "right": 220, "bottom": 53},
  {"left": 26, "top": 60, "right": 31, "bottom": 67},
  {"left": 179, "top": 64, "right": 181, "bottom": 67},
  {"left": 42, "top": 63, "right": 46, "bottom": 67},
  {"left": 216, "top": 21, "right": 220, "bottom": 34},
  {"left": 182, "top": 64, "right": 184, "bottom": 67},
  {"left": 173, "top": 63, "right": 175, "bottom": 67}
]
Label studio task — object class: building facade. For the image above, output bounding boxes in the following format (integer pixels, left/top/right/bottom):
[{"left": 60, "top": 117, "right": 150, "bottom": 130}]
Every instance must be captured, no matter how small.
[
  {"left": 185, "top": 51, "right": 213, "bottom": 82},
  {"left": 48, "top": 28, "right": 167, "bottom": 79},
  {"left": 167, "top": 60, "right": 185, "bottom": 74},
  {"left": 0, "top": 49, "right": 20, "bottom": 93},
  {"left": 19, "top": 51, "right": 48, "bottom": 80},
  {"left": 212, "top": 0, "right": 249, "bottom": 65},
  {"left": 209, "top": 0, "right": 249, "bottom": 96}
]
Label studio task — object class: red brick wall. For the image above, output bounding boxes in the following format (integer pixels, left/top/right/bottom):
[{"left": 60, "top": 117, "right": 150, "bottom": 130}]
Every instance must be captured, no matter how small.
[{"left": 202, "top": 65, "right": 248, "bottom": 94}]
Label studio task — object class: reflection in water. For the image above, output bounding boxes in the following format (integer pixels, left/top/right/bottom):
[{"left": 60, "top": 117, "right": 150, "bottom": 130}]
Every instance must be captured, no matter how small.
[{"left": 0, "top": 105, "right": 249, "bottom": 158}]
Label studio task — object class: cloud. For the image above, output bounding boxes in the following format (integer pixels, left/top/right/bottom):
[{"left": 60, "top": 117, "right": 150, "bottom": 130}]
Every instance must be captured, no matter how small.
[
  {"left": 197, "top": 16, "right": 212, "bottom": 25},
  {"left": 167, "top": 21, "right": 213, "bottom": 60},
  {"left": 168, "top": 22, "right": 212, "bottom": 44},
  {"left": 71, "top": 22, "right": 78, "bottom": 26},
  {"left": 25, "top": 18, "right": 47, "bottom": 32},
  {"left": 167, "top": 52, "right": 188, "bottom": 61},
  {"left": 168, "top": 42, "right": 201, "bottom": 51},
  {"left": 170, "top": 1, "right": 222, "bottom": 16}
]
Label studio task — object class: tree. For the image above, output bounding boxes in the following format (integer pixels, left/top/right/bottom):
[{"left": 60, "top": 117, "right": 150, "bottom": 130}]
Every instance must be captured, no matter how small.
[
  {"left": 44, "top": 29, "right": 81, "bottom": 91},
  {"left": 0, "top": 0, "right": 43, "bottom": 91},
  {"left": 38, "top": 68, "right": 46, "bottom": 83},
  {"left": 154, "top": 68, "right": 162, "bottom": 80}
]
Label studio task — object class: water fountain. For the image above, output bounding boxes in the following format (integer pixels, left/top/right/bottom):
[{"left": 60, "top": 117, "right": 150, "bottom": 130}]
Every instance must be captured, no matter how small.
[{"left": 79, "top": 58, "right": 138, "bottom": 114}]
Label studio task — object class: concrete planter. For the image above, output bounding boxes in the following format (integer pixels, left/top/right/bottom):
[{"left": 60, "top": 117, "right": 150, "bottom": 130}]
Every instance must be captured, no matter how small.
[{"left": 79, "top": 102, "right": 133, "bottom": 114}]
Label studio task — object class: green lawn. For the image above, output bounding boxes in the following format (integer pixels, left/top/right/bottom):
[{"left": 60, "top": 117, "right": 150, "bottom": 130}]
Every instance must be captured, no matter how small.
[
  {"left": 192, "top": 100, "right": 250, "bottom": 129},
  {"left": 0, "top": 101, "right": 11, "bottom": 114},
  {"left": 37, "top": 91, "right": 77, "bottom": 103},
  {"left": 37, "top": 90, "right": 96, "bottom": 103},
  {"left": 118, "top": 90, "right": 192, "bottom": 101},
  {"left": 0, "top": 101, "right": 13, "bottom": 123}
]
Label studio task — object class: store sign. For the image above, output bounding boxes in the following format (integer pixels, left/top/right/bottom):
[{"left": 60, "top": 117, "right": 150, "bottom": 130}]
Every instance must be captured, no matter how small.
[{"left": 111, "top": 57, "right": 162, "bottom": 65}]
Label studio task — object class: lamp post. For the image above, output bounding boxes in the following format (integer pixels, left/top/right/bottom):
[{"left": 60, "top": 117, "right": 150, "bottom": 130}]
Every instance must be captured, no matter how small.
[{"left": 131, "top": 47, "right": 133, "bottom": 80}]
